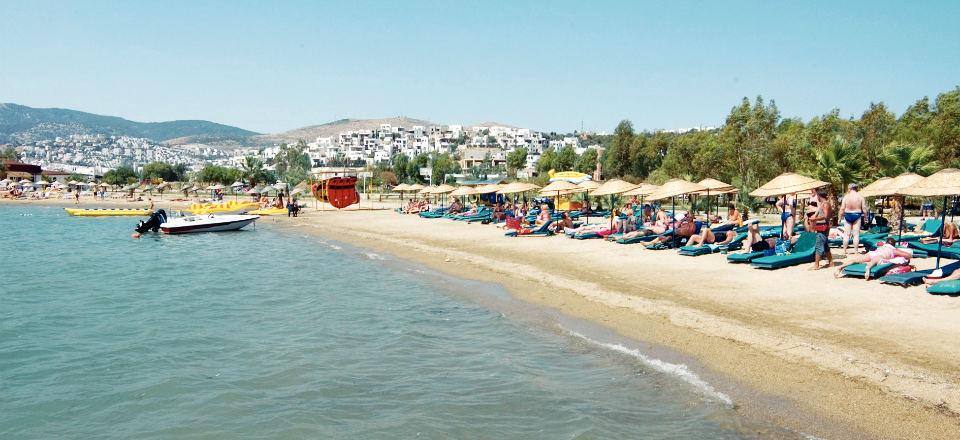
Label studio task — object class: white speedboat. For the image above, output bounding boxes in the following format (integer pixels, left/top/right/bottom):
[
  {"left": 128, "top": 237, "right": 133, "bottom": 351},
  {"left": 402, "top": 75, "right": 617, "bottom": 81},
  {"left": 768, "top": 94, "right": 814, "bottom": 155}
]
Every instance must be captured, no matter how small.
[{"left": 160, "top": 214, "right": 259, "bottom": 234}]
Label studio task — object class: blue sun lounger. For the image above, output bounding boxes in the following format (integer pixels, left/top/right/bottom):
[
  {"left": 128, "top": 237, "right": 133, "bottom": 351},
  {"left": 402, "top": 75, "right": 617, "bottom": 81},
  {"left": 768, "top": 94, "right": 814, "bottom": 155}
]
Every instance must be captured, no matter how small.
[
  {"left": 840, "top": 262, "right": 899, "bottom": 279},
  {"left": 928, "top": 279, "right": 960, "bottom": 295},
  {"left": 505, "top": 220, "right": 554, "bottom": 237},
  {"left": 878, "top": 260, "right": 960, "bottom": 287},
  {"left": 751, "top": 232, "right": 817, "bottom": 269},
  {"left": 678, "top": 232, "right": 747, "bottom": 256}
]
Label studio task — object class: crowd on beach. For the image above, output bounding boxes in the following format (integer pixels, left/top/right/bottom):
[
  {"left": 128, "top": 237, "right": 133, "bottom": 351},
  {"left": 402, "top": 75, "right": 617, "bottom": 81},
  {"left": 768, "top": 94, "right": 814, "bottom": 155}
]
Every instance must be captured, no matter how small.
[{"left": 396, "top": 172, "right": 960, "bottom": 295}]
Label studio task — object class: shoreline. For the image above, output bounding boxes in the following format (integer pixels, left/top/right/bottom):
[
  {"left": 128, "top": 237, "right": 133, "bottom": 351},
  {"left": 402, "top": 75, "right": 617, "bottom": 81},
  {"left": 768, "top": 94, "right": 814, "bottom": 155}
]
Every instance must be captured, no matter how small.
[{"left": 281, "top": 207, "right": 960, "bottom": 440}]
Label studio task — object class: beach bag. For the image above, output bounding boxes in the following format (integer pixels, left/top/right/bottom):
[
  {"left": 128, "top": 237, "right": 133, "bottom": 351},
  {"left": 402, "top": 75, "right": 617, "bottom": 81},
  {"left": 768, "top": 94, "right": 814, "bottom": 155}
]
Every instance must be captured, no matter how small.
[
  {"left": 505, "top": 217, "right": 521, "bottom": 230},
  {"left": 775, "top": 239, "right": 791, "bottom": 255},
  {"left": 886, "top": 265, "right": 914, "bottom": 275}
]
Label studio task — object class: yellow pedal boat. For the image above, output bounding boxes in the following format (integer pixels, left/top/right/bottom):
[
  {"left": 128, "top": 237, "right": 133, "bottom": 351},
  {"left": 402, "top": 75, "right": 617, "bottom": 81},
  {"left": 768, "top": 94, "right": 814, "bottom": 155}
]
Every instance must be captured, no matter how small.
[
  {"left": 188, "top": 201, "right": 260, "bottom": 215},
  {"left": 65, "top": 208, "right": 152, "bottom": 217},
  {"left": 248, "top": 207, "right": 288, "bottom": 215}
]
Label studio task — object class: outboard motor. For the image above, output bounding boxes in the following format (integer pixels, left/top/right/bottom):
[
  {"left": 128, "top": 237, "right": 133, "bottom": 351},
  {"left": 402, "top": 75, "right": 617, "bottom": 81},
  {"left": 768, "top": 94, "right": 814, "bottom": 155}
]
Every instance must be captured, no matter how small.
[{"left": 135, "top": 209, "right": 167, "bottom": 234}]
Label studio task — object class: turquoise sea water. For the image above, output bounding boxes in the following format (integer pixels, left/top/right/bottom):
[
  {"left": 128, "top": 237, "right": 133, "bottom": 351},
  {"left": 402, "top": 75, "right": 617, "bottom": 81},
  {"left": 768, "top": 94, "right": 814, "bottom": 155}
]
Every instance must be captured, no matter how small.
[{"left": 1, "top": 206, "right": 782, "bottom": 439}]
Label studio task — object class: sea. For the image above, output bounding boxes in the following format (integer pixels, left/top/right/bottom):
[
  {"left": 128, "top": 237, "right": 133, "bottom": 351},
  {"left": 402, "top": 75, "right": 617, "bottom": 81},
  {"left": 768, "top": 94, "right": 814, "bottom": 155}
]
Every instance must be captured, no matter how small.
[{"left": 0, "top": 205, "right": 799, "bottom": 439}]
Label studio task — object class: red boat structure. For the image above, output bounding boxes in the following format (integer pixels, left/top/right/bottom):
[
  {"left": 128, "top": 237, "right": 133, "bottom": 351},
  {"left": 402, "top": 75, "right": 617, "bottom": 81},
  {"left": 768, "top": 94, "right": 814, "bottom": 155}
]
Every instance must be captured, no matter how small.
[{"left": 311, "top": 176, "right": 359, "bottom": 209}]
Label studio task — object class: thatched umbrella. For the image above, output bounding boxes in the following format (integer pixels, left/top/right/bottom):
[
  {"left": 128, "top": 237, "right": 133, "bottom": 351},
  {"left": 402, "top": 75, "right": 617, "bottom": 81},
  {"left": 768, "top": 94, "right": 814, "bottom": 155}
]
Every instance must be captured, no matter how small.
[
  {"left": 696, "top": 178, "right": 736, "bottom": 221},
  {"left": 751, "top": 173, "right": 829, "bottom": 236},
  {"left": 649, "top": 179, "right": 709, "bottom": 246},
  {"left": 900, "top": 169, "right": 960, "bottom": 271},
  {"left": 875, "top": 173, "right": 925, "bottom": 240},
  {"left": 449, "top": 185, "right": 478, "bottom": 207},
  {"left": 589, "top": 179, "right": 640, "bottom": 231},
  {"left": 623, "top": 183, "right": 660, "bottom": 223},
  {"left": 539, "top": 180, "right": 580, "bottom": 212}
]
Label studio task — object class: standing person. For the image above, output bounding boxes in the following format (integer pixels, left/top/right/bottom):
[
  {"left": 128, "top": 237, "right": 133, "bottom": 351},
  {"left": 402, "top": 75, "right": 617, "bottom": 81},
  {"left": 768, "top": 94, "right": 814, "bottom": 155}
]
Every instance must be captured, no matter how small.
[
  {"left": 74, "top": 189, "right": 80, "bottom": 205},
  {"left": 776, "top": 194, "right": 797, "bottom": 239},
  {"left": 809, "top": 189, "right": 833, "bottom": 270},
  {"left": 840, "top": 183, "right": 869, "bottom": 255},
  {"left": 147, "top": 198, "right": 154, "bottom": 211}
]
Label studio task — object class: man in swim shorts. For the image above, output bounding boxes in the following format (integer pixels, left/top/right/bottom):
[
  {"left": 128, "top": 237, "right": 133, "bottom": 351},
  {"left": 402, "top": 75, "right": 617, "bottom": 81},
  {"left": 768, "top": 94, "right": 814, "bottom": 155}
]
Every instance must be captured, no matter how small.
[{"left": 841, "top": 183, "right": 869, "bottom": 255}]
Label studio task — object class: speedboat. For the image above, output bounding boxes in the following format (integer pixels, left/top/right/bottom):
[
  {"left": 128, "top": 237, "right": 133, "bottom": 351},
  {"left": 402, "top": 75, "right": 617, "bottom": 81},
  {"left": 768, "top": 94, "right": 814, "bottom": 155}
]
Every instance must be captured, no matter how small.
[
  {"left": 161, "top": 214, "right": 259, "bottom": 234},
  {"left": 135, "top": 210, "right": 258, "bottom": 235}
]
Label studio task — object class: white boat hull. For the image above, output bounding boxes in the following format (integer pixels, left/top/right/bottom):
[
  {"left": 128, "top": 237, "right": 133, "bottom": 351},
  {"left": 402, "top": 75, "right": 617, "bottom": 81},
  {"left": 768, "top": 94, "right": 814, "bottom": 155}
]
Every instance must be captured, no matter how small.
[{"left": 160, "top": 214, "right": 259, "bottom": 234}]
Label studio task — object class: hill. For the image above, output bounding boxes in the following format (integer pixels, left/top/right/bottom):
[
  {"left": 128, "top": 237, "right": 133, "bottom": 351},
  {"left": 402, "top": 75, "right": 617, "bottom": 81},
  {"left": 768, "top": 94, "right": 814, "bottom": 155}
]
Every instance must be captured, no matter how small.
[
  {"left": 253, "top": 116, "right": 437, "bottom": 145},
  {"left": 0, "top": 103, "right": 260, "bottom": 145}
]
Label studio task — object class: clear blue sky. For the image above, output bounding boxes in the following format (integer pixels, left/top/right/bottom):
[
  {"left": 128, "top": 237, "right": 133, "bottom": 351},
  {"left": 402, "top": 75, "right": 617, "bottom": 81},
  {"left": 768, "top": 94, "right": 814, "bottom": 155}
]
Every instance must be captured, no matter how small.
[{"left": 2, "top": 0, "right": 958, "bottom": 134}]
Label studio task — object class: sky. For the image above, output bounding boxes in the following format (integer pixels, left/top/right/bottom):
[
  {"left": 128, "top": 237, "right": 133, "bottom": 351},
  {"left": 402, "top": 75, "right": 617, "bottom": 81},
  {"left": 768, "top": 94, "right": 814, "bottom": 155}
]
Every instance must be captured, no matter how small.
[{"left": 1, "top": 0, "right": 958, "bottom": 134}]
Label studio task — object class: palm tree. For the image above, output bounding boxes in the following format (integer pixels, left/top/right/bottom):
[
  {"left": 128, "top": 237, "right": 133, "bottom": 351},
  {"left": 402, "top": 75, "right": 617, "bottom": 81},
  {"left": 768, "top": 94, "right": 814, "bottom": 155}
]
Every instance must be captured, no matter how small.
[
  {"left": 879, "top": 142, "right": 940, "bottom": 177},
  {"left": 806, "top": 135, "right": 866, "bottom": 205},
  {"left": 241, "top": 156, "right": 268, "bottom": 188}
]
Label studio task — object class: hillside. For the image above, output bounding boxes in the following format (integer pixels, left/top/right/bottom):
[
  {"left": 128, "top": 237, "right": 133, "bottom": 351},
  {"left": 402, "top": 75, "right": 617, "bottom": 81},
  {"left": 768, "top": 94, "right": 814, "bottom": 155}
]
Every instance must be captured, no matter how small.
[
  {"left": 0, "top": 103, "right": 260, "bottom": 144},
  {"left": 253, "top": 116, "right": 437, "bottom": 145}
]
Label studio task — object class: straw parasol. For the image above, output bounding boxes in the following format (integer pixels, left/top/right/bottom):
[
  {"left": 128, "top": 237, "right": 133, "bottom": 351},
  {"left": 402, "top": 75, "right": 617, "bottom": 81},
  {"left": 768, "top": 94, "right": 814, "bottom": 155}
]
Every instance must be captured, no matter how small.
[
  {"left": 431, "top": 184, "right": 456, "bottom": 194},
  {"left": 475, "top": 183, "right": 502, "bottom": 194},
  {"left": 646, "top": 179, "right": 709, "bottom": 246},
  {"left": 393, "top": 183, "right": 411, "bottom": 192},
  {"left": 901, "top": 169, "right": 960, "bottom": 271},
  {"left": 449, "top": 186, "right": 478, "bottom": 197},
  {"left": 406, "top": 183, "right": 425, "bottom": 192},
  {"left": 539, "top": 180, "right": 581, "bottom": 213},
  {"left": 497, "top": 182, "right": 540, "bottom": 195},
  {"left": 749, "top": 173, "right": 828, "bottom": 197},
  {"left": 866, "top": 173, "right": 925, "bottom": 240},
  {"left": 417, "top": 185, "right": 435, "bottom": 195},
  {"left": 589, "top": 179, "right": 638, "bottom": 197},
  {"left": 859, "top": 177, "right": 893, "bottom": 198},
  {"left": 694, "top": 178, "right": 736, "bottom": 220}
]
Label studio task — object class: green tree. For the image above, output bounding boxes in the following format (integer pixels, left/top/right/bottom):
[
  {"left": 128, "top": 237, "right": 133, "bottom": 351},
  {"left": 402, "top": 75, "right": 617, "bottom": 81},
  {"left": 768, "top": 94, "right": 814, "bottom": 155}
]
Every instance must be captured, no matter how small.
[
  {"left": 603, "top": 120, "right": 634, "bottom": 178},
  {"left": 506, "top": 147, "right": 528, "bottom": 177},
  {"left": 197, "top": 165, "right": 241, "bottom": 185},
  {"left": 879, "top": 142, "right": 940, "bottom": 176},
  {"left": 241, "top": 156, "right": 270, "bottom": 188},
  {"left": 575, "top": 148, "right": 598, "bottom": 174},
  {"left": 103, "top": 166, "right": 139, "bottom": 186},
  {"left": 391, "top": 153, "right": 411, "bottom": 183},
  {"left": 140, "top": 161, "right": 180, "bottom": 182},
  {"left": 536, "top": 147, "right": 557, "bottom": 175},
  {"left": 66, "top": 173, "right": 88, "bottom": 183},
  {"left": 856, "top": 102, "right": 897, "bottom": 171},
  {"left": 274, "top": 141, "right": 313, "bottom": 185},
  {"left": 555, "top": 145, "right": 577, "bottom": 171},
  {"left": 720, "top": 96, "right": 779, "bottom": 183},
  {"left": 806, "top": 136, "right": 866, "bottom": 200},
  {"left": 0, "top": 147, "right": 20, "bottom": 161},
  {"left": 929, "top": 87, "right": 960, "bottom": 165}
]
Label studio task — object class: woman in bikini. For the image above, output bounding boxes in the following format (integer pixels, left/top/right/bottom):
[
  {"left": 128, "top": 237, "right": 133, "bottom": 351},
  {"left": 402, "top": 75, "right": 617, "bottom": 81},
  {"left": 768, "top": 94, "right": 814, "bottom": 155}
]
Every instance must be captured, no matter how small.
[
  {"left": 834, "top": 238, "right": 913, "bottom": 280},
  {"left": 776, "top": 194, "right": 797, "bottom": 238},
  {"left": 685, "top": 226, "right": 736, "bottom": 247}
]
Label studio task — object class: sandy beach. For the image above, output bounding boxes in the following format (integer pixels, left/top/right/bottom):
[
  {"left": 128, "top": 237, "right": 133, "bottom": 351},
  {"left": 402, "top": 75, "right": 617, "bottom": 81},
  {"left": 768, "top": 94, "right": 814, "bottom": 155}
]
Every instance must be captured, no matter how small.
[
  {"left": 273, "top": 204, "right": 960, "bottom": 440},
  {"left": 6, "top": 196, "right": 960, "bottom": 438}
]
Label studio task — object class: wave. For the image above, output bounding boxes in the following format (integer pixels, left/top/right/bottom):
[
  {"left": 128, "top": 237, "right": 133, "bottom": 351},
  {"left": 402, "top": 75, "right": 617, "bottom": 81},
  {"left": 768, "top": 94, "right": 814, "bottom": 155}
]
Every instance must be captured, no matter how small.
[{"left": 565, "top": 330, "right": 733, "bottom": 406}]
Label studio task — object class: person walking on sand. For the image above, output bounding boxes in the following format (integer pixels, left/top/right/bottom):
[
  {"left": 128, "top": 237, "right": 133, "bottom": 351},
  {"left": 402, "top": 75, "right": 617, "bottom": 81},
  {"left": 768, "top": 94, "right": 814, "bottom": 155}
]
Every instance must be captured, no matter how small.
[
  {"left": 809, "top": 189, "right": 833, "bottom": 270},
  {"left": 841, "top": 183, "right": 868, "bottom": 255},
  {"left": 147, "top": 198, "right": 154, "bottom": 211},
  {"left": 74, "top": 189, "right": 80, "bottom": 205}
]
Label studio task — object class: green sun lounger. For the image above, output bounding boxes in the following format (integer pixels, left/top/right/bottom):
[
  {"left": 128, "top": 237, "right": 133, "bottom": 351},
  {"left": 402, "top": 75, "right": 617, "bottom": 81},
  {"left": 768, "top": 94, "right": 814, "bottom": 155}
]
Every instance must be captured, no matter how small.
[
  {"left": 879, "top": 260, "right": 960, "bottom": 286},
  {"left": 505, "top": 220, "right": 554, "bottom": 237},
  {"left": 840, "top": 262, "right": 898, "bottom": 279},
  {"left": 829, "top": 232, "right": 888, "bottom": 248},
  {"left": 727, "top": 250, "right": 766, "bottom": 263},
  {"left": 679, "top": 232, "right": 747, "bottom": 256},
  {"left": 751, "top": 232, "right": 817, "bottom": 269},
  {"left": 927, "top": 279, "right": 960, "bottom": 295},
  {"left": 906, "top": 241, "right": 960, "bottom": 259}
]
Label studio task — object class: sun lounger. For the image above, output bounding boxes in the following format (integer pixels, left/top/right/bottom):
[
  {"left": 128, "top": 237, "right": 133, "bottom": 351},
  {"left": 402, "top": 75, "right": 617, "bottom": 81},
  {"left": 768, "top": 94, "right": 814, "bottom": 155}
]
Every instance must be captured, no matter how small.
[
  {"left": 615, "top": 229, "right": 674, "bottom": 244},
  {"left": 505, "top": 220, "right": 554, "bottom": 237},
  {"left": 895, "top": 219, "right": 944, "bottom": 242},
  {"left": 878, "top": 260, "right": 960, "bottom": 287},
  {"left": 727, "top": 250, "right": 766, "bottom": 263},
  {"left": 927, "top": 279, "right": 960, "bottom": 295},
  {"left": 829, "top": 232, "right": 887, "bottom": 248},
  {"left": 840, "top": 262, "right": 898, "bottom": 279},
  {"left": 751, "top": 232, "right": 817, "bottom": 269},
  {"left": 906, "top": 241, "right": 960, "bottom": 259},
  {"left": 678, "top": 232, "right": 748, "bottom": 256}
]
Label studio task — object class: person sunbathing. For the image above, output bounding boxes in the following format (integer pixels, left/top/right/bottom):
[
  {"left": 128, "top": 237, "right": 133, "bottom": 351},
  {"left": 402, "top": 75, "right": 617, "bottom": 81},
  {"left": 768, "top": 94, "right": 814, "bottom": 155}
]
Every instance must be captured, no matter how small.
[
  {"left": 727, "top": 206, "right": 743, "bottom": 227},
  {"left": 920, "top": 222, "right": 959, "bottom": 244},
  {"left": 553, "top": 212, "right": 574, "bottom": 233},
  {"left": 923, "top": 269, "right": 960, "bottom": 286},
  {"left": 535, "top": 204, "right": 551, "bottom": 226},
  {"left": 834, "top": 239, "right": 913, "bottom": 280},
  {"left": 649, "top": 213, "right": 696, "bottom": 246},
  {"left": 685, "top": 227, "right": 736, "bottom": 247}
]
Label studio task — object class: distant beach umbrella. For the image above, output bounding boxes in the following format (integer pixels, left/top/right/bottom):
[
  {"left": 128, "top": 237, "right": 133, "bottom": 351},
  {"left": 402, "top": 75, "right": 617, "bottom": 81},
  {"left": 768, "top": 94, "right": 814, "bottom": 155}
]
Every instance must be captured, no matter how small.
[
  {"left": 231, "top": 181, "right": 244, "bottom": 188},
  {"left": 474, "top": 184, "right": 502, "bottom": 194},
  {"left": 588, "top": 179, "right": 638, "bottom": 197},
  {"left": 449, "top": 186, "right": 478, "bottom": 197},
  {"left": 20, "top": 179, "right": 33, "bottom": 185},
  {"left": 859, "top": 177, "right": 893, "bottom": 198},
  {"left": 406, "top": 183, "right": 425, "bottom": 192},
  {"left": 647, "top": 179, "right": 709, "bottom": 247},
  {"left": 393, "top": 183, "right": 411, "bottom": 192},
  {"left": 417, "top": 185, "right": 436, "bottom": 195},
  {"left": 901, "top": 168, "right": 960, "bottom": 272},
  {"left": 497, "top": 182, "right": 540, "bottom": 195},
  {"left": 36, "top": 181, "right": 50, "bottom": 186},
  {"left": 432, "top": 184, "right": 456, "bottom": 194}
]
